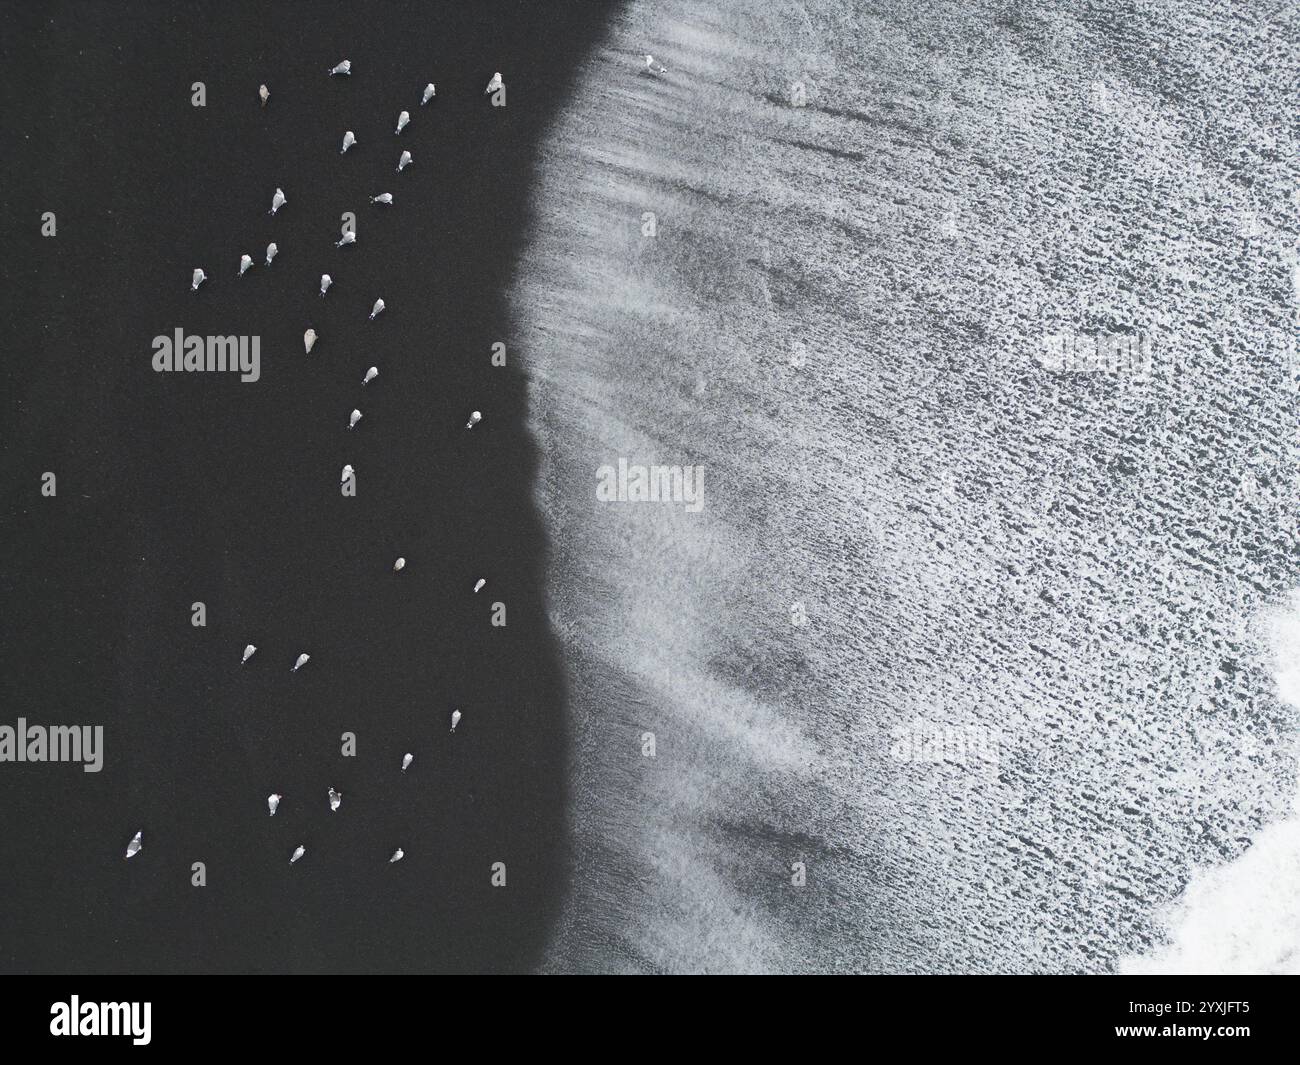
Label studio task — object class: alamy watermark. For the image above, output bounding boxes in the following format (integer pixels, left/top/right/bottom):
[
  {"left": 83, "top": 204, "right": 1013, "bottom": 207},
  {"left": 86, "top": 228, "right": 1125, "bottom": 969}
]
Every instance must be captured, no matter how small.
[
  {"left": 1037, "top": 330, "right": 1152, "bottom": 376},
  {"left": 596, "top": 458, "right": 705, "bottom": 512},
  {"left": 888, "top": 718, "right": 1000, "bottom": 772},
  {"left": 50, "top": 997, "right": 150, "bottom": 1045},
  {"left": 152, "top": 328, "right": 261, "bottom": 383},
  {"left": 0, "top": 718, "right": 103, "bottom": 772}
]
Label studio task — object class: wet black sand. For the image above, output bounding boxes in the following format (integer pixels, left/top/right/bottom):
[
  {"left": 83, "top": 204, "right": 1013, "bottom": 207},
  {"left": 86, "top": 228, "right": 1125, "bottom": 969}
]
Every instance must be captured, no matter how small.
[{"left": 0, "top": 0, "right": 609, "bottom": 973}]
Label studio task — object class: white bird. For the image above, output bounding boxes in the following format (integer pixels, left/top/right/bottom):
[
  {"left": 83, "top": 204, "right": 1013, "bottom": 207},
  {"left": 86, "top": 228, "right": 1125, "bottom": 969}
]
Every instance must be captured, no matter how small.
[
  {"left": 401, "top": 752, "right": 413, "bottom": 772},
  {"left": 450, "top": 709, "right": 462, "bottom": 733},
  {"left": 348, "top": 409, "right": 362, "bottom": 430},
  {"left": 292, "top": 652, "right": 311, "bottom": 672},
  {"left": 330, "top": 59, "right": 351, "bottom": 76},
  {"left": 395, "top": 110, "right": 409, "bottom": 134},
  {"left": 370, "top": 192, "right": 393, "bottom": 206},
  {"left": 290, "top": 844, "right": 305, "bottom": 863},
  {"left": 644, "top": 54, "right": 667, "bottom": 74},
  {"left": 421, "top": 83, "right": 435, "bottom": 105},
  {"left": 340, "top": 130, "right": 356, "bottom": 153},
  {"left": 270, "top": 187, "right": 287, "bottom": 215},
  {"left": 336, "top": 230, "right": 356, "bottom": 247},
  {"left": 465, "top": 410, "right": 482, "bottom": 429},
  {"left": 389, "top": 848, "right": 405, "bottom": 863},
  {"left": 191, "top": 267, "right": 206, "bottom": 291},
  {"left": 363, "top": 365, "right": 379, "bottom": 385},
  {"left": 304, "top": 328, "right": 317, "bottom": 354},
  {"left": 259, "top": 83, "right": 269, "bottom": 107},
  {"left": 473, "top": 578, "right": 486, "bottom": 594},
  {"left": 328, "top": 787, "right": 342, "bottom": 812},
  {"left": 265, "top": 242, "right": 278, "bottom": 266},
  {"left": 242, "top": 643, "right": 257, "bottom": 663},
  {"left": 267, "top": 793, "right": 281, "bottom": 816},
  {"left": 239, "top": 254, "right": 253, "bottom": 276},
  {"left": 125, "top": 830, "right": 143, "bottom": 859},
  {"left": 319, "top": 274, "right": 332, "bottom": 297},
  {"left": 369, "top": 298, "right": 385, "bottom": 320},
  {"left": 341, "top": 464, "right": 354, "bottom": 483},
  {"left": 397, "top": 150, "right": 412, "bottom": 172},
  {"left": 484, "top": 72, "right": 503, "bottom": 94}
]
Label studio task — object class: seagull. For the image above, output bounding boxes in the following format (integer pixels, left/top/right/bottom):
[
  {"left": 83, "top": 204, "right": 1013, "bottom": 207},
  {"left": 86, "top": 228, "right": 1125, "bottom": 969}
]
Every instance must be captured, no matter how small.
[
  {"left": 397, "top": 150, "right": 412, "bottom": 172},
  {"left": 393, "top": 557, "right": 406, "bottom": 571},
  {"left": 125, "top": 830, "right": 143, "bottom": 859},
  {"left": 369, "top": 298, "right": 385, "bottom": 320},
  {"left": 319, "top": 274, "right": 332, "bottom": 297},
  {"left": 348, "top": 409, "right": 362, "bottom": 430},
  {"left": 329, "top": 59, "right": 351, "bottom": 76},
  {"left": 341, "top": 464, "right": 354, "bottom": 483},
  {"left": 267, "top": 793, "right": 281, "bottom": 816},
  {"left": 395, "top": 110, "right": 410, "bottom": 134},
  {"left": 340, "top": 130, "right": 356, "bottom": 153},
  {"left": 370, "top": 192, "right": 393, "bottom": 206},
  {"left": 484, "top": 72, "right": 503, "bottom": 94},
  {"left": 465, "top": 410, "right": 482, "bottom": 429},
  {"left": 270, "top": 187, "right": 287, "bottom": 215},
  {"left": 290, "top": 844, "right": 305, "bottom": 864},
  {"left": 259, "top": 83, "right": 270, "bottom": 106},
  {"left": 644, "top": 54, "right": 667, "bottom": 74},
  {"left": 474, "top": 578, "right": 486, "bottom": 593},
  {"left": 242, "top": 643, "right": 257, "bottom": 663},
  {"left": 389, "top": 848, "right": 405, "bottom": 863},
  {"left": 292, "top": 652, "right": 311, "bottom": 672},
  {"left": 421, "top": 83, "right": 436, "bottom": 105},
  {"left": 450, "top": 709, "right": 462, "bottom": 733},
  {"left": 239, "top": 254, "right": 253, "bottom": 276},
  {"left": 328, "top": 787, "right": 342, "bottom": 812},
  {"left": 191, "top": 268, "right": 206, "bottom": 291},
  {"left": 265, "top": 242, "right": 278, "bottom": 266},
  {"left": 362, "top": 365, "right": 379, "bottom": 385},
  {"left": 401, "top": 752, "right": 413, "bottom": 772},
  {"left": 336, "top": 230, "right": 356, "bottom": 247},
  {"left": 304, "top": 328, "right": 317, "bottom": 354}
]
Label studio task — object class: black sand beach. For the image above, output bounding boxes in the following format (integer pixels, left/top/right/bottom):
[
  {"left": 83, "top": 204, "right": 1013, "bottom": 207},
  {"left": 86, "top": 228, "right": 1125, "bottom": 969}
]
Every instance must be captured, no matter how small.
[{"left": 0, "top": 0, "right": 609, "bottom": 973}]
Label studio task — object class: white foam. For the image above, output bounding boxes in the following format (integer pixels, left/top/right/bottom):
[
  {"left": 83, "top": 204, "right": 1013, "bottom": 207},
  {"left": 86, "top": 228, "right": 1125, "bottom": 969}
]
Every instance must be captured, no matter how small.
[{"left": 1121, "top": 592, "right": 1300, "bottom": 975}]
